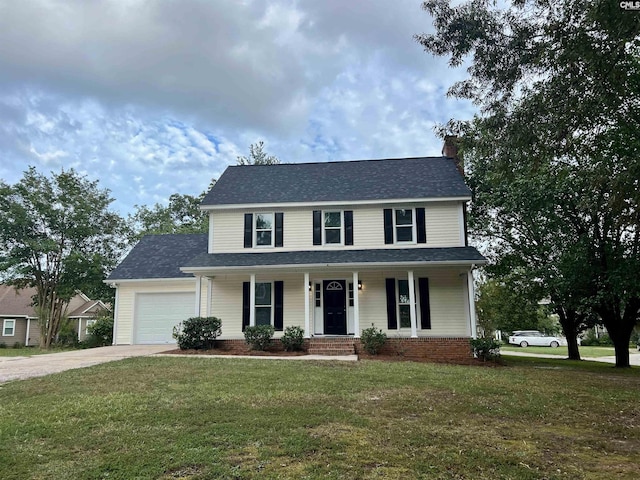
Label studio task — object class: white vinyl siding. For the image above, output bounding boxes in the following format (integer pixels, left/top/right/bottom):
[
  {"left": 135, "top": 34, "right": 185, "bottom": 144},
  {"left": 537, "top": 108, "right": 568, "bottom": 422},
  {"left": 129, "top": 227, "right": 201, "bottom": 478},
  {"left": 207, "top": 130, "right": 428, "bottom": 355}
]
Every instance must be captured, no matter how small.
[
  {"left": 357, "top": 269, "right": 468, "bottom": 337},
  {"left": 209, "top": 273, "right": 306, "bottom": 339},
  {"left": 209, "top": 201, "right": 464, "bottom": 253}
]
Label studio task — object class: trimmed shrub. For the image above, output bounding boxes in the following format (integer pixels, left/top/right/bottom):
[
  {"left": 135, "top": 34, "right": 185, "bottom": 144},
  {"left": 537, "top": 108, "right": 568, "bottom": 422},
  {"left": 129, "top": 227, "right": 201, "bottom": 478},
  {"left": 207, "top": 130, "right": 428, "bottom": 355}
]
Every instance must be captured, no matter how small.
[
  {"left": 173, "top": 316, "right": 222, "bottom": 350},
  {"left": 360, "top": 326, "right": 387, "bottom": 355},
  {"left": 281, "top": 326, "right": 305, "bottom": 351},
  {"left": 470, "top": 337, "right": 501, "bottom": 361},
  {"left": 244, "top": 325, "right": 275, "bottom": 351}
]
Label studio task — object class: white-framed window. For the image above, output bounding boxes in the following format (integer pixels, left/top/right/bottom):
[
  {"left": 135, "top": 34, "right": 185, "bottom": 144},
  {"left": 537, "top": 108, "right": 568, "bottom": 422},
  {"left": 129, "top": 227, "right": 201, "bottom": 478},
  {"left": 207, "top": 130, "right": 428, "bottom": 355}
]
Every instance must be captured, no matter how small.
[
  {"left": 324, "top": 211, "right": 343, "bottom": 245},
  {"left": 255, "top": 213, "right": 274, "bottom": 247},
  {"left": 394, "top": 208, "right": 415, "bottom": 243},
  {"left": 397, "top": 280, "right": 413, "bottom": 328},
  {"left": 85, "top": 319, "right": 96, "bottom": 335},
  {"left": 3, "top": 319, "right": 15, "bottom": 336},
  {"left": 255, "top": 282, "right": 273, "bottom": 325}
]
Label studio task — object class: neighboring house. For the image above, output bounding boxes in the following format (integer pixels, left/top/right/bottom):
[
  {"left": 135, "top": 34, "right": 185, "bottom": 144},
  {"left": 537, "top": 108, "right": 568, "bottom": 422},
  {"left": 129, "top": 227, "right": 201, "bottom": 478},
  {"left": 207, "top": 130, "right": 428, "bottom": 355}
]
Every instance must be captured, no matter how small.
[
  {"left": 107, "top": 153, "right": 486, "bottom": 361},
  {"left": 0, "top": 285, "right": 108, "bottom": 346}
]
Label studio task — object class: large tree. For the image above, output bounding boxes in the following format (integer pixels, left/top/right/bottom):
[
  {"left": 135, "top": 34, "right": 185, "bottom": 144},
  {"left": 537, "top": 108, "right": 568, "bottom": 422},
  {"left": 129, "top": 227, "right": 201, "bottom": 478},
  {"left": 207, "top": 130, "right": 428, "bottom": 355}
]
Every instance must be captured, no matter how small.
[
  {"left": 0, "top": 167, "right": 128, "bottom": 348},
  {"left": 128, "top": 192, "right": 209, "bottom": 240},
  {"left": 417, "top": 1, "right": 640, "bottom": 366}
]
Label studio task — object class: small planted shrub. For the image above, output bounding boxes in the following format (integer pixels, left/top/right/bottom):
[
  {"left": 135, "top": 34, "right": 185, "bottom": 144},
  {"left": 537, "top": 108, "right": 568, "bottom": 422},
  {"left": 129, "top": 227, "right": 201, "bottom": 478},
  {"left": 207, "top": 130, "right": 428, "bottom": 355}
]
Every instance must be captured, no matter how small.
[
  {"left": 281, "top": 326, "right": 305, "bottom": 351},
  {"left": 470, "top": 337, "right": 501, "bottom": 361},
  {"left": 360, "top": 325, "right": 387, "bottom": 355},
  {"left": 244, "top": 324, "right": 275, "bottom": 351},
  {"left": 173, "top": 316, "right": 222, "bottom": 350}
]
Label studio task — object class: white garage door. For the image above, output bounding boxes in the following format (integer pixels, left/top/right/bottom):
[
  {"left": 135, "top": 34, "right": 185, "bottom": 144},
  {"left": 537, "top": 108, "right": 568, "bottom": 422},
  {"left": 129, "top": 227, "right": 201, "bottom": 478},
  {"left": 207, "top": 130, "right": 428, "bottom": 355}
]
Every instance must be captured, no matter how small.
[{"left": 134, "top": 292, "right": 195, "bottom": 344}]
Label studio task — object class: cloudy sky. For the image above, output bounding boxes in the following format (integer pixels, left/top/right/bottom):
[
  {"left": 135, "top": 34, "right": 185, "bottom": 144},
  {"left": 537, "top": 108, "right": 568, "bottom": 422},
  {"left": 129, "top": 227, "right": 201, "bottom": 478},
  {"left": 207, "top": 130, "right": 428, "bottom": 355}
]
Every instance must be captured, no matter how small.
[{"left": 0, "top": 0, "right": 474, "bottom": 215}]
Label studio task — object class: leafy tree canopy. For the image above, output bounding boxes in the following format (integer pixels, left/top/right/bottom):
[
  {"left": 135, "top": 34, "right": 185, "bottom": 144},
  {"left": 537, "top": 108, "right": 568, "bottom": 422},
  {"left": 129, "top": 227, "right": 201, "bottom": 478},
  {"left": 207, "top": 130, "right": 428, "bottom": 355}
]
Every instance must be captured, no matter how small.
[
  {"left": 0, "top": 167, "right": 128, "bottom": 347},
  {"left": 417, "top": 1, "right": 640, "bottom": 366},
  {"left": 236, "top": 140, "right": 280, "bottom": 166}
]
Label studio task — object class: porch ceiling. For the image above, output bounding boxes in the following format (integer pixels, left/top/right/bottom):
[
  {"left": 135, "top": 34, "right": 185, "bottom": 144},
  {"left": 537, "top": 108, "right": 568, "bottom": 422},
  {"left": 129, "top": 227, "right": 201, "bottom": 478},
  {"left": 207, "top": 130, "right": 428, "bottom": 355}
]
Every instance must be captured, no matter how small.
[{"left": 181, "top": 246, "right": 486, "bottom": 274}]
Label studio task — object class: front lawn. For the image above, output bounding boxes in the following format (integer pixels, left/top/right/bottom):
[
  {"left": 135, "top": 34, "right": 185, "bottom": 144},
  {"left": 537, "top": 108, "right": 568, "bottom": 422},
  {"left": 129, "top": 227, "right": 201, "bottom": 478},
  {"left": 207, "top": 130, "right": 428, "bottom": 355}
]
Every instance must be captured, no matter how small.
[
  {"left": 0, "top": 356, "right": 638, "bottom": 479},
  {"left": 501, "top": 344, "right": 630, "bottom": 357},
  {"left": 0, "top": 346, "right": 79, "bottom": 357}
]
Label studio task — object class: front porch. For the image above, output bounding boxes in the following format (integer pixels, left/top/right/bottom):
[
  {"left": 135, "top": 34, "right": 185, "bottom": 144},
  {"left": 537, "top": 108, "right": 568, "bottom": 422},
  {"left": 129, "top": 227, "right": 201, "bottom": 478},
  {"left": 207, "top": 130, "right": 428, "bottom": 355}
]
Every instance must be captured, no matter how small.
[{"left": 193, "top": 267, "right": 478, "bottom": 342}]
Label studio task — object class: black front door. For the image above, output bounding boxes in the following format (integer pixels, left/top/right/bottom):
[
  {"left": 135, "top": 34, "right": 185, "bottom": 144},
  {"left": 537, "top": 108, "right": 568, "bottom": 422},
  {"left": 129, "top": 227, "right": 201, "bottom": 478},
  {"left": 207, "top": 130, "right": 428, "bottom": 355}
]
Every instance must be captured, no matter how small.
[{"left": 323, "top": 280, "right": 347, "bottom": 335}]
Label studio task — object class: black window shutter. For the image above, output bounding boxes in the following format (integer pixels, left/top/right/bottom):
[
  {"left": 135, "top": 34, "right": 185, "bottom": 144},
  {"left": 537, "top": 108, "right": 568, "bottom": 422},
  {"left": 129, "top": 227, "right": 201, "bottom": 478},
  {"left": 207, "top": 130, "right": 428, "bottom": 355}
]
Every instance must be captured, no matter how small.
[
  {"left": 418, "top": 278, "right": 431, "bottom": 329},
  {"left": 242, "top": 282, "right": 250, "bottom": 331},
  {"left": 344, "top": 210, "right": 353, "bottom": 246},
  {"left": 385, "top": 278, "right": 397, "bottom": 329},
  {"left": 313, "top": 210, "right": 322, "bottom": 245},
  {"left": 383, "top": 209, "right": 393, "bottom": 244},
  {"left": 275, "top": 212, "right": 284, "bottom": 247},
  {"left": 416, "top": 207, "right": 427, "bottom": 244},
  {"left": 243, "top": 213, "right": 253, "bottom": 248},
  {"left": 274, "top": 281, "right": 284, "bottom": 331}
]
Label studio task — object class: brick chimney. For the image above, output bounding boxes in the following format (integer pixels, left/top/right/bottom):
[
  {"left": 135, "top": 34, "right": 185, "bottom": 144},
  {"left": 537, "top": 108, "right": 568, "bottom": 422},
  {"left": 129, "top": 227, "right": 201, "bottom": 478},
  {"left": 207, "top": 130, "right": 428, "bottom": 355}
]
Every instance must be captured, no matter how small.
[{"left": 442, "top": 135, "right": 463, "bottom": 175}]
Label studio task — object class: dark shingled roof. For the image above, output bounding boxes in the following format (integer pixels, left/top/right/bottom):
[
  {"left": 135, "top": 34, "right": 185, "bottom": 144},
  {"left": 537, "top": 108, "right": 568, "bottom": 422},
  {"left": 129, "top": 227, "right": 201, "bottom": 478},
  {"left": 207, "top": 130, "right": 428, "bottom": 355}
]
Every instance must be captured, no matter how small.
[
  {"left": 183, "top": 247, "right": 486, "bottom": 270},
  {"left": 107, "top": 234, "right": 208, "bottom": 280},
  {"left": 201, "top": 157, "right": 470, "bottom": 206}
]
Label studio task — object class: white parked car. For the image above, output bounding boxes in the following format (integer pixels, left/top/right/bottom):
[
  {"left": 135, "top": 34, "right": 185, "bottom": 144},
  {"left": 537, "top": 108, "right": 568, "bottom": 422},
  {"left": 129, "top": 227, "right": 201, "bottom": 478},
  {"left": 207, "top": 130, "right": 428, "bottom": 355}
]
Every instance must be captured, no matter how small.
[{"left": 508, "top": 330, "right": 565, "bottom": 348}]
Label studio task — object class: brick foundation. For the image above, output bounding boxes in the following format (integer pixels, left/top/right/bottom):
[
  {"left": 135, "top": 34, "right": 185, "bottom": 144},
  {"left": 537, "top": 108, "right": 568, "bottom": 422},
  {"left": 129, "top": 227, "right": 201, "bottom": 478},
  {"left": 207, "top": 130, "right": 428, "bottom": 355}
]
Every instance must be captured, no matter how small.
[
  {"left": 355, "top": 337, "right": 474, "bottom": 364},
  {"left": 214, "top": 337, "right": 473, "bottom": 364}
]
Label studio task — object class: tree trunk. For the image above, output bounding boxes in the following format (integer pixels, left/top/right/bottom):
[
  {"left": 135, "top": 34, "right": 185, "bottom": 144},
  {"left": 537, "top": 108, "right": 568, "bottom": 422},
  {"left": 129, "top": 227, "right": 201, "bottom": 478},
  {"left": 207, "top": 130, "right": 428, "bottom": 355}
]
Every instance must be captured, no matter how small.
[
  {"left": 557, "top": 307, "right": 581, "bottom": 361},
  {"left": 600, "top": 302, "right": 636, "bottom": 369}
]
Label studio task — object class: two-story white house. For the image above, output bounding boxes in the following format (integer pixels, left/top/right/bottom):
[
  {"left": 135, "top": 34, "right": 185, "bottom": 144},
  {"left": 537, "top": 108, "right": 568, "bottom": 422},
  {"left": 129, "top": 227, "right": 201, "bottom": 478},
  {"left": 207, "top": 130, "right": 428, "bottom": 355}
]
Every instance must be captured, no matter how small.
[{"left": 107, "top": 155, "right": 486, "bottom": 361}]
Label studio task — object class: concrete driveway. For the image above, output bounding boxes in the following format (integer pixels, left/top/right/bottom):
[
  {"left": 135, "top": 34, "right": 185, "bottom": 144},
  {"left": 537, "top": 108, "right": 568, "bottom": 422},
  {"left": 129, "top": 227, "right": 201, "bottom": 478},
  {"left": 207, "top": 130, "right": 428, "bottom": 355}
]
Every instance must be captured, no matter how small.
[{"left": 0, "top": 345, "right": 171, "bottom": 384}]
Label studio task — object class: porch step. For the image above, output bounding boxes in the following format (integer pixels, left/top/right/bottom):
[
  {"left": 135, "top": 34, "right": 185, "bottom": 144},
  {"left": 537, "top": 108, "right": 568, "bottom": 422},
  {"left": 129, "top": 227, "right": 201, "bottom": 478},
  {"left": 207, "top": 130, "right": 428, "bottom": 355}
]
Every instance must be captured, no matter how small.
[{"left": 308, "top": 339, "right": 356, "bottom": 356}]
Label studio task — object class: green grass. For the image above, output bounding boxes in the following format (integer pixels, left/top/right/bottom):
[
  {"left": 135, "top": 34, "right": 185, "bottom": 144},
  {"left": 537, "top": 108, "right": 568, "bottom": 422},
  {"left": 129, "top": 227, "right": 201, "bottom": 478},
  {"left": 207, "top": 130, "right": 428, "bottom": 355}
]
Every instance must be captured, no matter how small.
[
  {"left": 0, "top": 346, "right": 79, "bottom": 357},
  {"left": 1, "top": 357, "right": 639, "bottom": 479},
  {"left": 500, "top": 344, "right": 633, "bottom": 357}
]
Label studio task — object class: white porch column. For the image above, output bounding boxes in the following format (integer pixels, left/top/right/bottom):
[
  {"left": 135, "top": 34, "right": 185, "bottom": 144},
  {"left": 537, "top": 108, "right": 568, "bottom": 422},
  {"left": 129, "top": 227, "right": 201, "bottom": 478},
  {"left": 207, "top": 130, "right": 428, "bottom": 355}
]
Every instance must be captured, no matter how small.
[
  {"left": 352, "top": 271, "right": 360, "bottom": 338},
  {"left": 78, "top": 318, "right": 82, "bottom": 342},
  {"left": 408, "top": 270, "right": 418, "bottom": 338},
  {"left": 467, "top": 270, "right": 478, "bottom": 339},
  {"left": 25, "top": 318, "right": 30, "bottom": 346},
  {"left": 249, "top": 274, "right": 256, "bottom": 327},
  {"left": 206, "top": 277, "right": 213, "bottom": 317},
  {"left": 195, "top": 275, "right": 202, "bottom": 316},
  {"left": 304, "top": 272, "right": 310, "bottom": 338}
]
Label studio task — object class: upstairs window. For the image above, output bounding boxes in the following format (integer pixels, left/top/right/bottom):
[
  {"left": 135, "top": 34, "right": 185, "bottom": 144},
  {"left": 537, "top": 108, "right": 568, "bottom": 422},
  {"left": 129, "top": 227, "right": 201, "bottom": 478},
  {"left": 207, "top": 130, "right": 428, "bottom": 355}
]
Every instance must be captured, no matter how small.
[
  {"left": 384, "top": 208, "right": 426, "bottom": 245},
  {"left": 255, "top": 213, "right": 273, "bottom": 247},
  {"left": 324, "top": 211, "right": 342, "bottom": 244},
  {"left": 313, "top": 210, "right": 353, "bottom": 246},
  {"left": 244, "top": 213, "right": 283, "bottom": 248},
  {"left": 395, "top": 209, "right": 414, "bottom": 243}
]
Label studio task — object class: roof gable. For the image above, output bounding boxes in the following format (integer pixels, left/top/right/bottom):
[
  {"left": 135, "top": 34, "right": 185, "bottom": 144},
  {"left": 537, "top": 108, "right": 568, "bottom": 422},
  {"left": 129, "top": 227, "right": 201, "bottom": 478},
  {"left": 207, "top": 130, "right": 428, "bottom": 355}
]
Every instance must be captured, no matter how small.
[{"left": 201, "top": 157, "right": 470, "bottom": 207}]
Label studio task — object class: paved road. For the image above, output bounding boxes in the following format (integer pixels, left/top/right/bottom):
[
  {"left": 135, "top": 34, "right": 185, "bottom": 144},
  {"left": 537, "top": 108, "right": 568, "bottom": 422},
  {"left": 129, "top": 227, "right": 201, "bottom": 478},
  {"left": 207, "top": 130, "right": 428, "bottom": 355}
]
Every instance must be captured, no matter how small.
[
  {"left": 0, "top": 345, "right": 170, "bottom": 384},
  {"left": 502, "top": 350, "right": 640, "bottom": 366}
]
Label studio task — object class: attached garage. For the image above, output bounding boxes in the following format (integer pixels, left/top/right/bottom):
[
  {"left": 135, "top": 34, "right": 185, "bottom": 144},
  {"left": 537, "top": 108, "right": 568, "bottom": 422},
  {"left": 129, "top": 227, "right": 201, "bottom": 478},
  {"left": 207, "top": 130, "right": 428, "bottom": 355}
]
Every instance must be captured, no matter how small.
[{"left": 134, "top": 292, "right": 195, "bottom": 344}]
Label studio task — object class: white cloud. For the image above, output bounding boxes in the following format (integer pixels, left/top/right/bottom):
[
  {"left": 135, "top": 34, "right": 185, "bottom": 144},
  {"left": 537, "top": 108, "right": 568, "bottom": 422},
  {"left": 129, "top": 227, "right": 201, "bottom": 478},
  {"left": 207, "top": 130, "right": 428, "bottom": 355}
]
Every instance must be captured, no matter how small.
[{"left": 0, "top": 0, "right": 477, "bottom": 215}]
